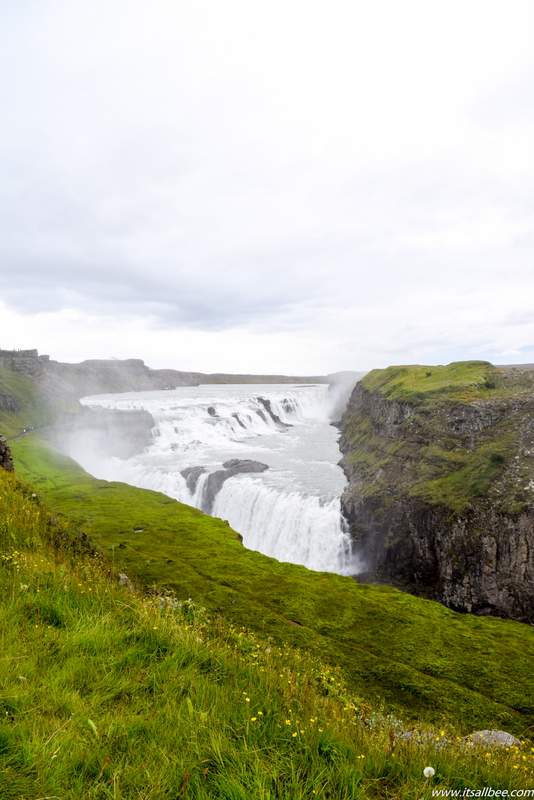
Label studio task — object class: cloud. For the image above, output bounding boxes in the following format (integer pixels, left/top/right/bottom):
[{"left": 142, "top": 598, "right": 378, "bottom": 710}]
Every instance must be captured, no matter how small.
[{"left": 0, "top": 0, "right": 533, "bottom": 371}]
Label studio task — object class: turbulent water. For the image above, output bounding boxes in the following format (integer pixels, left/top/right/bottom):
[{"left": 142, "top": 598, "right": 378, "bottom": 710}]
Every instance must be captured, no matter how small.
[{"left": 72, "top": 384, "right": 358, "bottom": 575}]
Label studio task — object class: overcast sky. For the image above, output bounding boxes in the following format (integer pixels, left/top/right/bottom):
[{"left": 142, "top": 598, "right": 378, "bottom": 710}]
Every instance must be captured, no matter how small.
[{"left": 0, "top": 1, "right": 533, "bottom": 373}]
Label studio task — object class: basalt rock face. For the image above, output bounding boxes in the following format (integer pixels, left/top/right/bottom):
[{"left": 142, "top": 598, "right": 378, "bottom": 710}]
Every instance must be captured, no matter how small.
[
  {"left": 0, "top": 349, "right": 50, "bottom": 377},
  {"left": 0, "top": 436, "right": 14, "bottom": 471},
  {"left": 339, "top": 363, "right": 534, "bottom": 622},
  {"left": 181, "top": 466, "right": 207, "bottom": 494},
  {"left": 0, "top": 393, "right": 21, "bottom": 413}
]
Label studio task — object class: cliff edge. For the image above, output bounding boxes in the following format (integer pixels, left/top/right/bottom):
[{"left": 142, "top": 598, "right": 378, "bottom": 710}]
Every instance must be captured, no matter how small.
[{"left": 339, "top": 361, "right": 534, "bottom": 622}]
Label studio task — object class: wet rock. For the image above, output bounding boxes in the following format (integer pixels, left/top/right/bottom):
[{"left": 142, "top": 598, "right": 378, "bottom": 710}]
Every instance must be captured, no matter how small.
[
  {"left": 222, "top": 459, "right": 269, "bottom": 473},
  {"left": 181, "top": 466, "right": 207, "bottom": 494},
  {"left": 256, "top": 396, "right": 290, "bottom": 427},
  {"left": 202, "top": 460, "right": 269, "bottom": 513}
]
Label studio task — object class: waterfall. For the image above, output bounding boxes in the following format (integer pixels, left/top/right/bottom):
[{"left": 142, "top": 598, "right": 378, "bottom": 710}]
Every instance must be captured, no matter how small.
[
  {"left": 212, "top": 476, "right": 354, "bottom": 574},
  {"left": 76, "top": 384, "right": 360, "bottom": 575}
]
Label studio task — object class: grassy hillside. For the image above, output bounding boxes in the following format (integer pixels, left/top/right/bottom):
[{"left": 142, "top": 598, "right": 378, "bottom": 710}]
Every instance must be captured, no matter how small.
[
  {"left": 1, "top": 466, "right": 533, "bottom": 798},
  {"left": 11, "top": 436, "right": 534, "bottom": 739},
  {"left": 360, "top": 361, "right": 508, "bottom": 405}
]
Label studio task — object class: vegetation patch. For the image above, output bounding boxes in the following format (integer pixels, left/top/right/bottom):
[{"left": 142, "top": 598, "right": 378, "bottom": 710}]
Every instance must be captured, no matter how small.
[
  {"left": 361, "top": 361, "right": 502, "bottom": 404},
  {"left": 1, "top": 466, "right": 533, "bottom": 797},
  {"left": 410, "top": 438, "right": 515, "bottom": 513}
]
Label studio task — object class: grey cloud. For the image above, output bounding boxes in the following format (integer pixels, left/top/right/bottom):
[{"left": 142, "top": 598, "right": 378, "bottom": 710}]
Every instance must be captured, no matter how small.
[{"left": 0, "top": 0, "right": 533, "bottom": 371}]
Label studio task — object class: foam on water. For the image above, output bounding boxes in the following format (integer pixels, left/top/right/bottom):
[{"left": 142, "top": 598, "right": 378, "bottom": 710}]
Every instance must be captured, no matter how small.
[{"left": 76, "top": 384, "right": 359, "bottom": 575}]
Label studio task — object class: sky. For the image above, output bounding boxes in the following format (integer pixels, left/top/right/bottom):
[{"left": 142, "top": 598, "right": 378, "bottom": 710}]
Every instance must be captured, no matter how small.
[{"left": 0, "top": 0, "right": 533, "bottom": 374}]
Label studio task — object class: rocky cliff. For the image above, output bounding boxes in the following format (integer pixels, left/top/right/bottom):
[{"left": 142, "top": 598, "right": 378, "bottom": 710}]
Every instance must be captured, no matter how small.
[
  {"left": 0, "top": 436, "right": 14, "bottom": 471},
  {"left": 0, "top": 349, "right": 50, "bottom": 376},
  {"left": 339, "top": 361, "right": 534, "bottom": 622},
  {"left": 0, "top": 357, "right": 154, "bottom": 458}
]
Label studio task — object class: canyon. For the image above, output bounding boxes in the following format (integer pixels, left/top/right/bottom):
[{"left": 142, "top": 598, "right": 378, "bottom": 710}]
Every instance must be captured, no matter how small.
[{"left": 339, "top": 361, "right": 534, "bottom": 622}]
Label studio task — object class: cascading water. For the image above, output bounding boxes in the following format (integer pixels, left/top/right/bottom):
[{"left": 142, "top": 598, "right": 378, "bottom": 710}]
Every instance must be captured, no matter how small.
[{"left": 71, "top": 384, "right": 358, "bottom": 575}]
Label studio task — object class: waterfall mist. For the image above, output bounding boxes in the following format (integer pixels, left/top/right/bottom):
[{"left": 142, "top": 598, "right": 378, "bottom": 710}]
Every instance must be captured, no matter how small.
[{"left": 56, "top": 383, "right": 362, "bottom": 575}]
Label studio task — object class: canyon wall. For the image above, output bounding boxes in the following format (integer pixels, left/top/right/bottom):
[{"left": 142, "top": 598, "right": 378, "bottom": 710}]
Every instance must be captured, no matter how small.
[{"left": 339, "top": 362, "right": 534, "bottom": 622}]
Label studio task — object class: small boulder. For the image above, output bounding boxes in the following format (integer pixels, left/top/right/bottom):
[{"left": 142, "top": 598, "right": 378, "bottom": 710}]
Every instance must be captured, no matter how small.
[
  {"left": 465, "top": 730, "right": 521, "bottom": 748},
  {"left": 118, "top": 573, "right": 132, "bottom": 590},
  {"left": 201, "top": 460, "right": 269, "bottom": 513},
  {"left": 222, "top": 459, "right": 269, "bottom": 473}
]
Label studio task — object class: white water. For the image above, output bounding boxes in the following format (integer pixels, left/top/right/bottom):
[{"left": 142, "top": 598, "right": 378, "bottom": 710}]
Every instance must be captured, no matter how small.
[{"left": 72, "top": 384, "right": 358, "bottom": 575}]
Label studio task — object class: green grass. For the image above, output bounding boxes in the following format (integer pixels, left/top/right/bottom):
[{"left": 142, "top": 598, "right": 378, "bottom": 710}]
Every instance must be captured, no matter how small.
[
  {"left": 410, "top": 439, "right": 516, "bottom": 513},
  {"left": 361, "top": 361, "right": 500, "bottom": 404},
  {"left": 1, "top": 467, "right": 533, "bottom": 798},
  {"left": 0, "top": 368, "right": 45, "bottom": 437},
  {"left": 10, "top": 436, "right": 534, "bottom": 740}
]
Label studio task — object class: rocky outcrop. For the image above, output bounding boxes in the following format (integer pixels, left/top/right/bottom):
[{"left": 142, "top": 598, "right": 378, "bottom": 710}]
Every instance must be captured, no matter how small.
[
  {"left": 0, "top": 349, "right": 49, "bottom": 377},
  {"left": 339, "top": 363, "right": 534, "bottom": 622},
  {"left": 222, "top": 459, "right": 270, "bottom": 472},
  {"left": 181, "top": 466, "right": 207, "bottom": 494},
  {"left": 0, "top": 393, "right": 20, "bottom": 413},
  {"left": 0, "top": 436, "right": 14, "bottom": 471},
  {"left": 256, "top": 397, "right": 290, "bottom": 427},
  {"left": 198, "top": 459, "right": 269, "bottom": 513}
]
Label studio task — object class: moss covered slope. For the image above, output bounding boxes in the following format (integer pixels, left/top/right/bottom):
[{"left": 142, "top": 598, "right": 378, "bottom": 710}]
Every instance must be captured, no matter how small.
[
  {"left": 3, "top": 466, "right": 533, "bottom": 798},
  {"left": 10, "top": 435, "right": 534, "bottom": 738}
]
